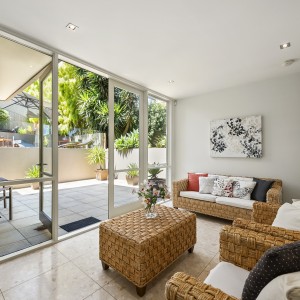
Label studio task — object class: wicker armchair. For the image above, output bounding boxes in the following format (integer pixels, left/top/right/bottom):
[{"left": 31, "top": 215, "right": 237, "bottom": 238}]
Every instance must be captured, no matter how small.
[
  {"left": 165, "top": 272, "right": 239, "bottom": 300},
  {"left": 219, "top": 202, "right": 299, "bottom": 270},
  {"left": 165, "top": 203, "right": 296, "bottom": 300}
]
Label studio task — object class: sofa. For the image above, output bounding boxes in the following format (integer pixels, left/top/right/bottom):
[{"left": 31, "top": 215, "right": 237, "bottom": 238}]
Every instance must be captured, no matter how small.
[{"left": 172, "top": 174, "right": 282, "bottom": 221}]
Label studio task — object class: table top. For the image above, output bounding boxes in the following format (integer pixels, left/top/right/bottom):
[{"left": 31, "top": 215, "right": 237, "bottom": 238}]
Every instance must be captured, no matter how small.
[{"left": 100, "top": 205, "right": 195, "bottom": 243}]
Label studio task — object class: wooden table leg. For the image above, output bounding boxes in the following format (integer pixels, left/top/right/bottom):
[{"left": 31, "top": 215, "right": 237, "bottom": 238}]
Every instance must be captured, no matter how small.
[
  {"left": 188, "top": 245, "right": 194, "bottom": 253},
  {"left": 9, "top": 187, "right": 12, "bottom": 220},
  {"left": 136, "top": 285, "right": 147, "bottom": 297},
  {"left": 101, "top": 261, "right": 109, "bottom": 270}
]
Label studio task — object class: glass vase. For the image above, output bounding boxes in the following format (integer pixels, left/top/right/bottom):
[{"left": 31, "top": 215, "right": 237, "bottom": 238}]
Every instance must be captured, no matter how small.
[{"left": 145, "top": 204, "right": 157, "bottom": 219}]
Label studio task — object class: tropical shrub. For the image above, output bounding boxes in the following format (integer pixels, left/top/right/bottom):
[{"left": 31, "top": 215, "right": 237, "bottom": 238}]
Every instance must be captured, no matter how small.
[
  {"left": 86, "top": 146, "right": 106, "bottom": 170},
  {"left": 126, "top": 163, "right": 139, "bottom": 178},
  {"left": 114, "top": 129, "right": 139, "bottom": 153},
  {"left": 148, "top": 162, "right": 163, "bottom": 179}
]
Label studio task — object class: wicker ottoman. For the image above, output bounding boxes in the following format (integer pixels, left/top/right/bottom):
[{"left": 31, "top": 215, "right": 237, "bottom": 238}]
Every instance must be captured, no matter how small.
[{"left": 99, "top": 205, "right": 196, "bottom": 296}]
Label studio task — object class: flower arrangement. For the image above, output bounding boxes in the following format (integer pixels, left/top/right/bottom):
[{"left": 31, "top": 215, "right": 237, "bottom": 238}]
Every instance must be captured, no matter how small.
[{"left": 134, "top": 180, "right": 169, "bottom": 218}]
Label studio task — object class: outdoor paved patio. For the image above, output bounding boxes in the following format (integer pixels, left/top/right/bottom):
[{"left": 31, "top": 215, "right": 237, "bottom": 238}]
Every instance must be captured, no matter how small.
[{"left": 0, "top": 179, "right": 138, "bottom": 257}]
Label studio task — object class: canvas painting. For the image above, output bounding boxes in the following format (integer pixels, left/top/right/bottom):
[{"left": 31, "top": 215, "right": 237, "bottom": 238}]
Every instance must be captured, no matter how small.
[{"left": 210, "top": 115, "right": 262, "bottom": 158}]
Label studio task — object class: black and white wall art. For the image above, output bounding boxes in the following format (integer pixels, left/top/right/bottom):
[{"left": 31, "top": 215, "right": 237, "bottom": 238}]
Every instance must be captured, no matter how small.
[{"left": 210, "top": 115, "right": 262, "bottom": 158}]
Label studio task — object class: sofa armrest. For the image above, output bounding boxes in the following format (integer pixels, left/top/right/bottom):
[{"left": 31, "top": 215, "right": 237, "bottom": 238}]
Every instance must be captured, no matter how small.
[
  {"left": 219, "top": 225, "right": 292, "bottom": 270},
  {"left": 165, "top": 272, "right": 238, "bottom": 300},
  {"left": 266, "top": 180, "right": 282, "bottom": 204},
  {"left": 252, "top": 202, "right": 281, "bottom": 224},
  {"left": 172, "top": 179, "right": 188, "bottom": 206},
  {"left": 233, "top": 218, "right": 300, "bottom": 241}
]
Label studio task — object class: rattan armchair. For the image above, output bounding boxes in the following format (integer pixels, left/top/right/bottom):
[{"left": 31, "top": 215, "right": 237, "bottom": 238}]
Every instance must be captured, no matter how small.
[
  {"left": 165, "top": 203, "right": 296, "bottom": 300},
  {"left": 219, "top": 202, "right": 299, "bottom": 271}
]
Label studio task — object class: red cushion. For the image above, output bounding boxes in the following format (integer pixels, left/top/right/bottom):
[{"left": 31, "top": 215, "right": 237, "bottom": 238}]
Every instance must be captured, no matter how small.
[{"left": 187, "top": 173, "right": 208, "bottom": 191}]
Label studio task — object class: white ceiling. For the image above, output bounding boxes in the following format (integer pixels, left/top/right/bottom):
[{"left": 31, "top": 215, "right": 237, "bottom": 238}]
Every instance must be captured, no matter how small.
[
  {"left": 0, "top": 37, "right": 51, "bottom": 100},
  {"left": 0, "top": 0, "right": 299, "bottom": 100}
]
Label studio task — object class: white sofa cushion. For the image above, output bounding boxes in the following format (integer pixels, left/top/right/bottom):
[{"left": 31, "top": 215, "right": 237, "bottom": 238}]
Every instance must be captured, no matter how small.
[
  {"left": 216, "top": 197, "right": 254, "bottom": 209},
  {"left": 272, "top": 203, "right": 300, "bottom": 231},
  {"left": 179, "top": 191, "right": 217, "bottom": 202},
  {"left": 204, "top": 262, "right": 249, "bottom": 299},
  {"left": 257, "top": 271, "right": 300, "bottom": 300}
]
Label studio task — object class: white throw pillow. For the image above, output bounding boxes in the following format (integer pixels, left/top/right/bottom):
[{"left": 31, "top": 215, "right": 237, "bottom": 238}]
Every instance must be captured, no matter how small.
[
  {"left": 232, "top": 180, "right": 256, "bottom": 200},
  {"left": 229, "top": 176, "right": 253, "bottom": 182},
  {"left": 199, "top": 177, "right": 216, "bottom": 194},
  {"left": 257, "top": 271, "right": 300, "bottom": 300},
  {"left": 272, "top": 203, "right": 300, "bottom": 231}
]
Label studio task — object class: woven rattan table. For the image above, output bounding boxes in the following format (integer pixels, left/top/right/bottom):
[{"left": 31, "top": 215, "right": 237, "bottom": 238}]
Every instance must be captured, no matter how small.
[{"left": 99, "top": 205, "right": 196, "bottom": 296}]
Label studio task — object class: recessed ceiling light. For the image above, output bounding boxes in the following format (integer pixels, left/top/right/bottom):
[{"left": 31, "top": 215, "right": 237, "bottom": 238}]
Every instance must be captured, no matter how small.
[
  {"left": 168, "top": 80, "right": 175, "bottom": 84},
  {"left": 280, "top": 42, "right": 291, "bottom": 49},
  {"left": 66, "top": 23, "right": 79, "bottom": 31}
]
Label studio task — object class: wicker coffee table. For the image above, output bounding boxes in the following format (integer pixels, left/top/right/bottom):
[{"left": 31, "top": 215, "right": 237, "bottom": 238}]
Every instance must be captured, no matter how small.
[{"left": 99, "top": 205, "right": 196, "bottom": 296}]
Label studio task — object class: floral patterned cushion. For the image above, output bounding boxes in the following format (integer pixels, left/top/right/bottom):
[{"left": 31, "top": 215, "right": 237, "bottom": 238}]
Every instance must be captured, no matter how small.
[
  {"left": 232, "top": 180, "right": 257, "bottom": 200},
  {"left": 212, "top": 178, "right": 233, "bottom": 197}
]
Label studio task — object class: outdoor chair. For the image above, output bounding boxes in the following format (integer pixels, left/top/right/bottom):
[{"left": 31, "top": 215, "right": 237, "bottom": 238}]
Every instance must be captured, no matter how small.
[{"left": 0, "top": 177, "right": 12, "bottom": 219}]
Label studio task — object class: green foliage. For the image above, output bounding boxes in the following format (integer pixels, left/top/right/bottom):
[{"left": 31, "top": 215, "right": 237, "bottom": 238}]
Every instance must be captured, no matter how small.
[
  {"left": 148, "top": 101, "right": 167, "bottom": 147},
  {"left": 114, "top": 129, "right": 139, "bottom": 153},
  {"left": 0, "top": 108, "right": 9, "bottom": 123},
  {"left": 17, "top": 127, "right": 27, "bottom": 134},
  {"left": 114, "top": 88, "right": 139, "bottom": 136},
  {"left": 126, "top": 163, "right": 139, "bottom": 177},
  {"left": 24, "top": 73, "right": 52, "bottom": 102},
  {"left": 156, "top": 136, "right": 166, "bottom": 148},
  {"left": 25, "top": 165, "right": 40, "bottom": 178},
  {"left": 58, "top": 62, "right": 83, "bottom": 135},
  {"left": 86, "top": 146, "right": 106, "bottom": 170},
  {"left": 148, "top": 162, "right": 163, "bottom": 179}
]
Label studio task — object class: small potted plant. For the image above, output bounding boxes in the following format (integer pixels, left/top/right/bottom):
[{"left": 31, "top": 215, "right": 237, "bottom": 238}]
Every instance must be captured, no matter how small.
[
  {"left": 25, "top": 165, "right": 40, "bottom": 190},
  {"left": 87, "top": 146, "right": 108, "bottom": 180},
  {"left": 148, "top": 162, "right": 165, "bottom": 188},
  {"left": 126, "top": 163, "right": 139, "bottom": 186}
]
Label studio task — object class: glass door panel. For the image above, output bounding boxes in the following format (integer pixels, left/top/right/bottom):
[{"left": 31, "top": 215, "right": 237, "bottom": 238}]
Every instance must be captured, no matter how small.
[
  {"left": 148, "top": 96, "right": 169, "bottom": 203},
  {"left": 109, "top": 81, "right": 143, "bottom": 218},
  {"left": 57, "top": 61, "right": 108, "bottom": 235},
  {"left": 39, "top": 67, "right": 53, "bottom": 232}
]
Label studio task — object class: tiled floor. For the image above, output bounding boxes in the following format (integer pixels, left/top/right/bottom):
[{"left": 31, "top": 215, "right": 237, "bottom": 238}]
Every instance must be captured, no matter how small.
[
  {"left": 0, "top": 207, "right": 231, "bottom": 300},
  {"left": 0, "top": 179, "right": 138, "bottom": 256}
]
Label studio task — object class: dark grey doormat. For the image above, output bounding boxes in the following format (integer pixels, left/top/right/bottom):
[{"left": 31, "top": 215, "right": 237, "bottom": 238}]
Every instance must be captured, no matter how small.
[{"left": 60, "top": 217, "right": 100, "bottom": 232}]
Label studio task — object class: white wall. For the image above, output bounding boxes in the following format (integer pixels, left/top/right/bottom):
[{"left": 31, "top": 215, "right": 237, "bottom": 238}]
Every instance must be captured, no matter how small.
[{"left": 174, "top": 73, "right": 300, "bottom": 203}]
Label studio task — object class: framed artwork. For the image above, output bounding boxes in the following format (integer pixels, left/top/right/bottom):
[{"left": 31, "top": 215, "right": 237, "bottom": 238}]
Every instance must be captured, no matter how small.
[{"left": 210, "top": 115, "right": 262, "bottom": 158}]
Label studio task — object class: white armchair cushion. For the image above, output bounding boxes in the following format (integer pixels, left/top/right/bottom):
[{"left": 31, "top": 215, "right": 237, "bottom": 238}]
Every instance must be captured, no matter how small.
[
  {"left": 272, "top": 203, "right": 300, "bottom": 231},
  {"left": 257, "top": 271, "right": 300, "bottom": 300},
  {"left": 204, "top": 262, "right": 249, "bottom": 299}
]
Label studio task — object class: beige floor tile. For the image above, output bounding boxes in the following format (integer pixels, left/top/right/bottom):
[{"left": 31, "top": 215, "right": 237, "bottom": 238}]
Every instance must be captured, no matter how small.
[
  {"left": 72, "top": 248, "right": 119, "bottom": 287},
  {"left": 0, "top": 247, "right": 69, "bottom": 291},
  {"left": 55, "top": 229, "right": 98, "bottom": 260},
  {"left": 84, "top": 288, "right": 115, "bottom": 300},
  {"left": 3, "top": 262, "right": 100, "bottom": 300}
]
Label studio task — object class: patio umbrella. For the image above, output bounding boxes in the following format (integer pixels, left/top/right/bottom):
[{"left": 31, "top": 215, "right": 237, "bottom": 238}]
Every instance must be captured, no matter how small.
[{"left": 2, "top": 92, "right": 51, "bottom": 120}]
